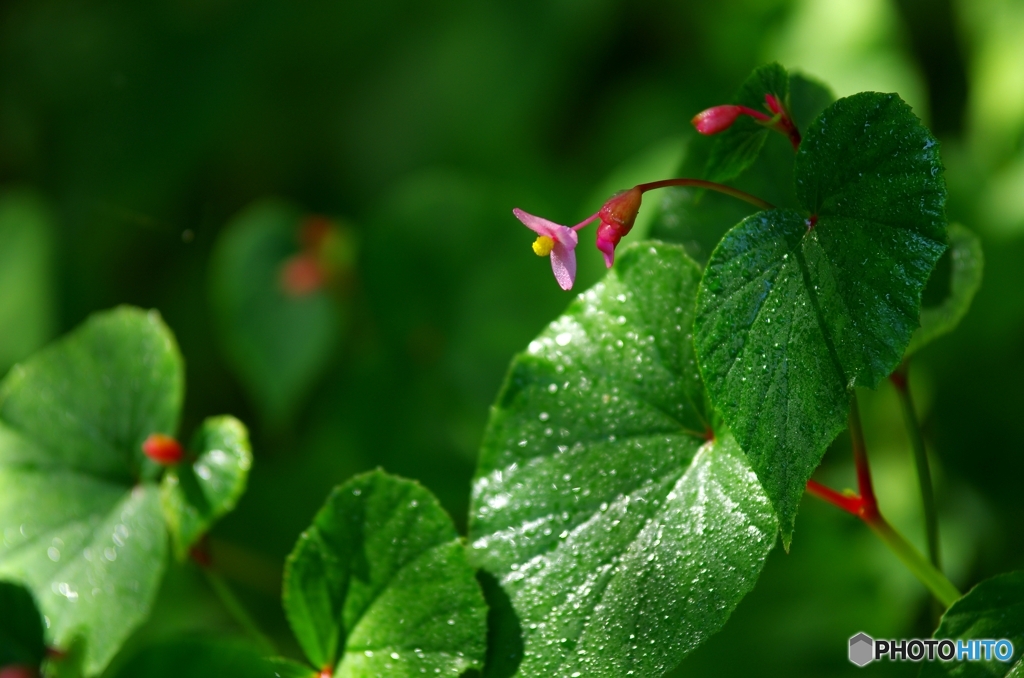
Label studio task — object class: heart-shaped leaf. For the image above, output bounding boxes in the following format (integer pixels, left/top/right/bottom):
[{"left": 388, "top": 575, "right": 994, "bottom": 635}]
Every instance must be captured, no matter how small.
[
  {"left": 0, "top": 580, "right": 46, "bottom": 672},
  {"left": 282, "top": 470, "right": 487, "bottom": 677},
  {"left": 695, "top": 92, "right": 947, "bottom": 543},
  {"left": 0, "top": 307, "right": 251, "bottom": 676},
  {"left": 469, "top": 242, "right": 778, "bottom": 678},
  {"left": 907, "top": 223, "right": 983, "bottom": 356},
  {"left": 704, "top": 62, "right": 790, "bottom": 183},
  {"left": 209, "top": 200, "right": 346, "bottom": 428},
  {"left": 0, "top": 189, "right": 56, "bottom": 377},
  {"left": 0, "top": 308, "right": 177, "bottom": 675},
  {"left": 160, "top": 416, "right": 252, "bottom": 560},
  {"left": 920, "top": 570, "right": 1024, "bottom": 677}
]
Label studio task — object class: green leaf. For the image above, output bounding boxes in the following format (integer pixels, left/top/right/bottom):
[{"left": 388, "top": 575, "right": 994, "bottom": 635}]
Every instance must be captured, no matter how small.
[
  {"left": 209, "top": 200, "right": 344, "bottom": 428},
  {"left": 160, "top": 416, "right": 253, "bottom": 560},
  {"left": 469, "top": 242, "right": 778, "bottom": 678},
  {"left": 110, "top": 637, "right": 278, "bottom": 678},
  {"left": 704, "top": 62, "right": 789, "bottom": 183},
  {"left": 0, "top": 189, "right": 57, "bottom": 377},
  {"left": 0, "top": 308, "right": 178, "bottom": 675},
  {"left": 920, "top": 570, "right": 1024, "bottom": 678},
  {"left": 788, "top": 72, "right": 835, "bottom": 134},
  {"left": 907, "top": 223, "right": 984, "bottom": 356},
  {"left": 695, "top": 92, "right": 947, "bottom": 542},
  {"left": 0, "top": 580, "right": 46, "bottom": 670},
  {"left": 282, "top": 470, "right": 487, "bottom": 677}
]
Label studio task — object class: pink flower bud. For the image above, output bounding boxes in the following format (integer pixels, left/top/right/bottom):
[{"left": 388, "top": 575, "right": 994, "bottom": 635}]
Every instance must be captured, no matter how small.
[
  {"left": 0, "top": 666, "right": 38, "bottom": 678},
  {"left": 280, "top": 254, "right": 325, "bottom": 297},
  {"left": 691, "top": 105, "right": 744, "bottom": 135},
  {"left": 142, "top": 433, "right": 183, "bottom": 465},
  {"left": 595, "top": 187, "right": 643, "bottom": 268}
]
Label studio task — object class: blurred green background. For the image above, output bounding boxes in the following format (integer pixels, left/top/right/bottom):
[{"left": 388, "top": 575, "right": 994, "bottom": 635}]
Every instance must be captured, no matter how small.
[{"left": 1, "top": 0, "right": 1022, "bottom": 675}]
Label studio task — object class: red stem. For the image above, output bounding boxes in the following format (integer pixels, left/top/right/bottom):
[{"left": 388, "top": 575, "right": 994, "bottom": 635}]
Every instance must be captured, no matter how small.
[
  {"left": 806, "top": 479, "right": 864, "bottom": 516},
  {"left": 635, "top": 178, "right": 774, "bottom": 211},
  {"left": 805, "top": 394, "right": 879, "bottom": 522}
]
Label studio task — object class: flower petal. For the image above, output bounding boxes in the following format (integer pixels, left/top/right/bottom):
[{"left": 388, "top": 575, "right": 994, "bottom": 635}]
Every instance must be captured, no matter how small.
[
  {"left": 513, "top": 208, "right": 564, "bottom": 238},
  {"left": 549, "top": 241, "right": 577, "bottom": 291}
]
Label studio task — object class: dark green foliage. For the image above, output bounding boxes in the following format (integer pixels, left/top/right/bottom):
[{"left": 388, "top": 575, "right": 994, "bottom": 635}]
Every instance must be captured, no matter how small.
[
  {"left": 0, "top": 190, "right": 55, "bottom": 377},
  {"left": 209, "top": 200, "right": 344, "bottom": 429},
  {"left": 908, "top": 223, "right": 983, "bottom": 355},
  {"left": 921, "top": 570, "right": 1024, "bottom": 677},
  {"left": 282, "top": 470, "right": 487, "bottom": 677},
  {"left": 695, "top": 92, "right": 947, "bottom": 542},
  {"left": 0, "top": 581, "right": 46, "bottom": 670},
  {"left": 111, "top": 638, "right": 278, "bottom": 678},
  {"left": 470, "top": 243, "right": 777, "bottom": 677},
  {"left": 704, "top": 62, "right": 790, "bottom": 183}
]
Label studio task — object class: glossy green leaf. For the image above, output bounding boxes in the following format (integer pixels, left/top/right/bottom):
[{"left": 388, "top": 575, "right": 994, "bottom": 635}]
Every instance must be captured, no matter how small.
[
  {"left": 111, "top": 637, "right": 278, "bottom": 678},
  {"left": 209, "top": 200, "right": 343, "bottom": 428},
  {"left": 907, "top": 223, "right": 984, "bottom": 356},
  {"left": 695, "top": 92, "right": 947, "bottom": 542},
  {"left": 921, "top": 570, "right": 1024, "bottom": 677},
  {"left": 0, "top": 308, "right": 179, "bottom": 675},
  {"left": 704, "top": 62, "right": 789, "bottom": 183},
  {"left": 0, "top": 580, "right": 46, "bottom": 670},
  {"left": 283, "top": 470, "right": 487, "bottom": 677},
  {"left": 160, "top": 416, "right": 252, "bottom": 560},
  {"left": 0, "top": 189, "right": 56, "bottom": 378},
  {"left": 469, "top": 242, "right": 778, "bottom": 678}
]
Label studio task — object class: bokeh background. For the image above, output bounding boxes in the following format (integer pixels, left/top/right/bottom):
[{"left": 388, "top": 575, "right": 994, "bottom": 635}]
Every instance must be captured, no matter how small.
[{"left": 1, "top": 0, "right": 1022, "bottom": 675}]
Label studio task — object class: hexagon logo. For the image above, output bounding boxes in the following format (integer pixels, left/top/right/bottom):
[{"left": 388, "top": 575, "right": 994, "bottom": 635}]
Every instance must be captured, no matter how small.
[{"left": 849, "top": 632, "right": 874, "bottom": 667}]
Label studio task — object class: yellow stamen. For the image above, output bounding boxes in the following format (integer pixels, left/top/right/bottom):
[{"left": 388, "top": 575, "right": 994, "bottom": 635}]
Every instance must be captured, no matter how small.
[{"left": 532, "top": 235, "right": 554, "bottom": 256}]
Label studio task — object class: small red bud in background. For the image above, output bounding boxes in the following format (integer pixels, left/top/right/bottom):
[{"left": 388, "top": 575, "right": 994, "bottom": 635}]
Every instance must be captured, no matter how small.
[
  {"left": 0, "top": 665, "right": 39, "bottom": 678},
  {"left": 692, "top": 105, "right": 744, "bottom": 135},
  {"left": 280, "top": 254, "right": 325, "bottom": 297},
  {"left": 300, "top": 215, "right": 333, "bottom": 250},
  {"left": 142, "top": 433, "right": 183, "bottom": 465}
]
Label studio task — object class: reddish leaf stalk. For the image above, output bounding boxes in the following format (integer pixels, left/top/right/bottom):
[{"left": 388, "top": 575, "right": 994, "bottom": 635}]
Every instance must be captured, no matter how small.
[
  {"left": 806, "top": 392, "right": 960, "bottom": 607},
  {"left": 635, "top": 178, "right": 775, "bottom": 211}
]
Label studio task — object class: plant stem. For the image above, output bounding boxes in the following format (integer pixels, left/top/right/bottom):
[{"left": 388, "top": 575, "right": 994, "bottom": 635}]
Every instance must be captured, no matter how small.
[
  {"left": 203, "top": 568, "right": 277, "bottom": 655},
  {"left": 804, "top": 391, "right": 961, "bottom": 607},
  {"left": 847, "top": 393, "right": 878, "bottom": 520},
  {"left": 890, "top": 360, "right": 941, "bottom": 571},
  {"left": 865, "top": 516, "right": 960, "bottom": 608},
  {"left": 635, "top": 179, "right": 775, "bottom": 211}
]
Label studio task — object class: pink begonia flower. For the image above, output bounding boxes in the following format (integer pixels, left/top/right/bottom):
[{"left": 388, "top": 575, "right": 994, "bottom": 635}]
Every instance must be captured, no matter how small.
[{"left": 513, "top": 208, "right": 597, "bottom": 291}]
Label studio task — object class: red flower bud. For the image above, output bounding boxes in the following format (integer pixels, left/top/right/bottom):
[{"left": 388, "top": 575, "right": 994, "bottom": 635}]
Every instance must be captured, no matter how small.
[
  {"left": 0, "top": 666, "right": 37, "bottom": 678},
  {"left": 595, "top": 187, "right": 643, "bottom": 268},
  {"left": 692, "top": 105, "right": 744, "bottom": 135},
  {"left": 142, "top": 433, "right": 183, "bottom": 465},
  {"left": 280, "top": 254, "right": 325, "bottom": 297}
]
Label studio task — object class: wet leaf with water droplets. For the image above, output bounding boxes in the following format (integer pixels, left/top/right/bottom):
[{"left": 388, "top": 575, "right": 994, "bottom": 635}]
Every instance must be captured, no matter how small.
[
  {"left": 282, "top": 470, "right": 486, "bottom": 678},
  {"left": 920, "top": 570, "right": 1024, "bottom": 678},
  {"left": 695, "top": 92, "right": 947, "bottom": 544},
  {"left": 470, "top": 242, "right": 778, "bottom": 677},
  {"left": 160, "top": 416, "right": 253, "bottom": 560},
  {"left": 0, "top": 307, "right": 178, "bottom": 674}
]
